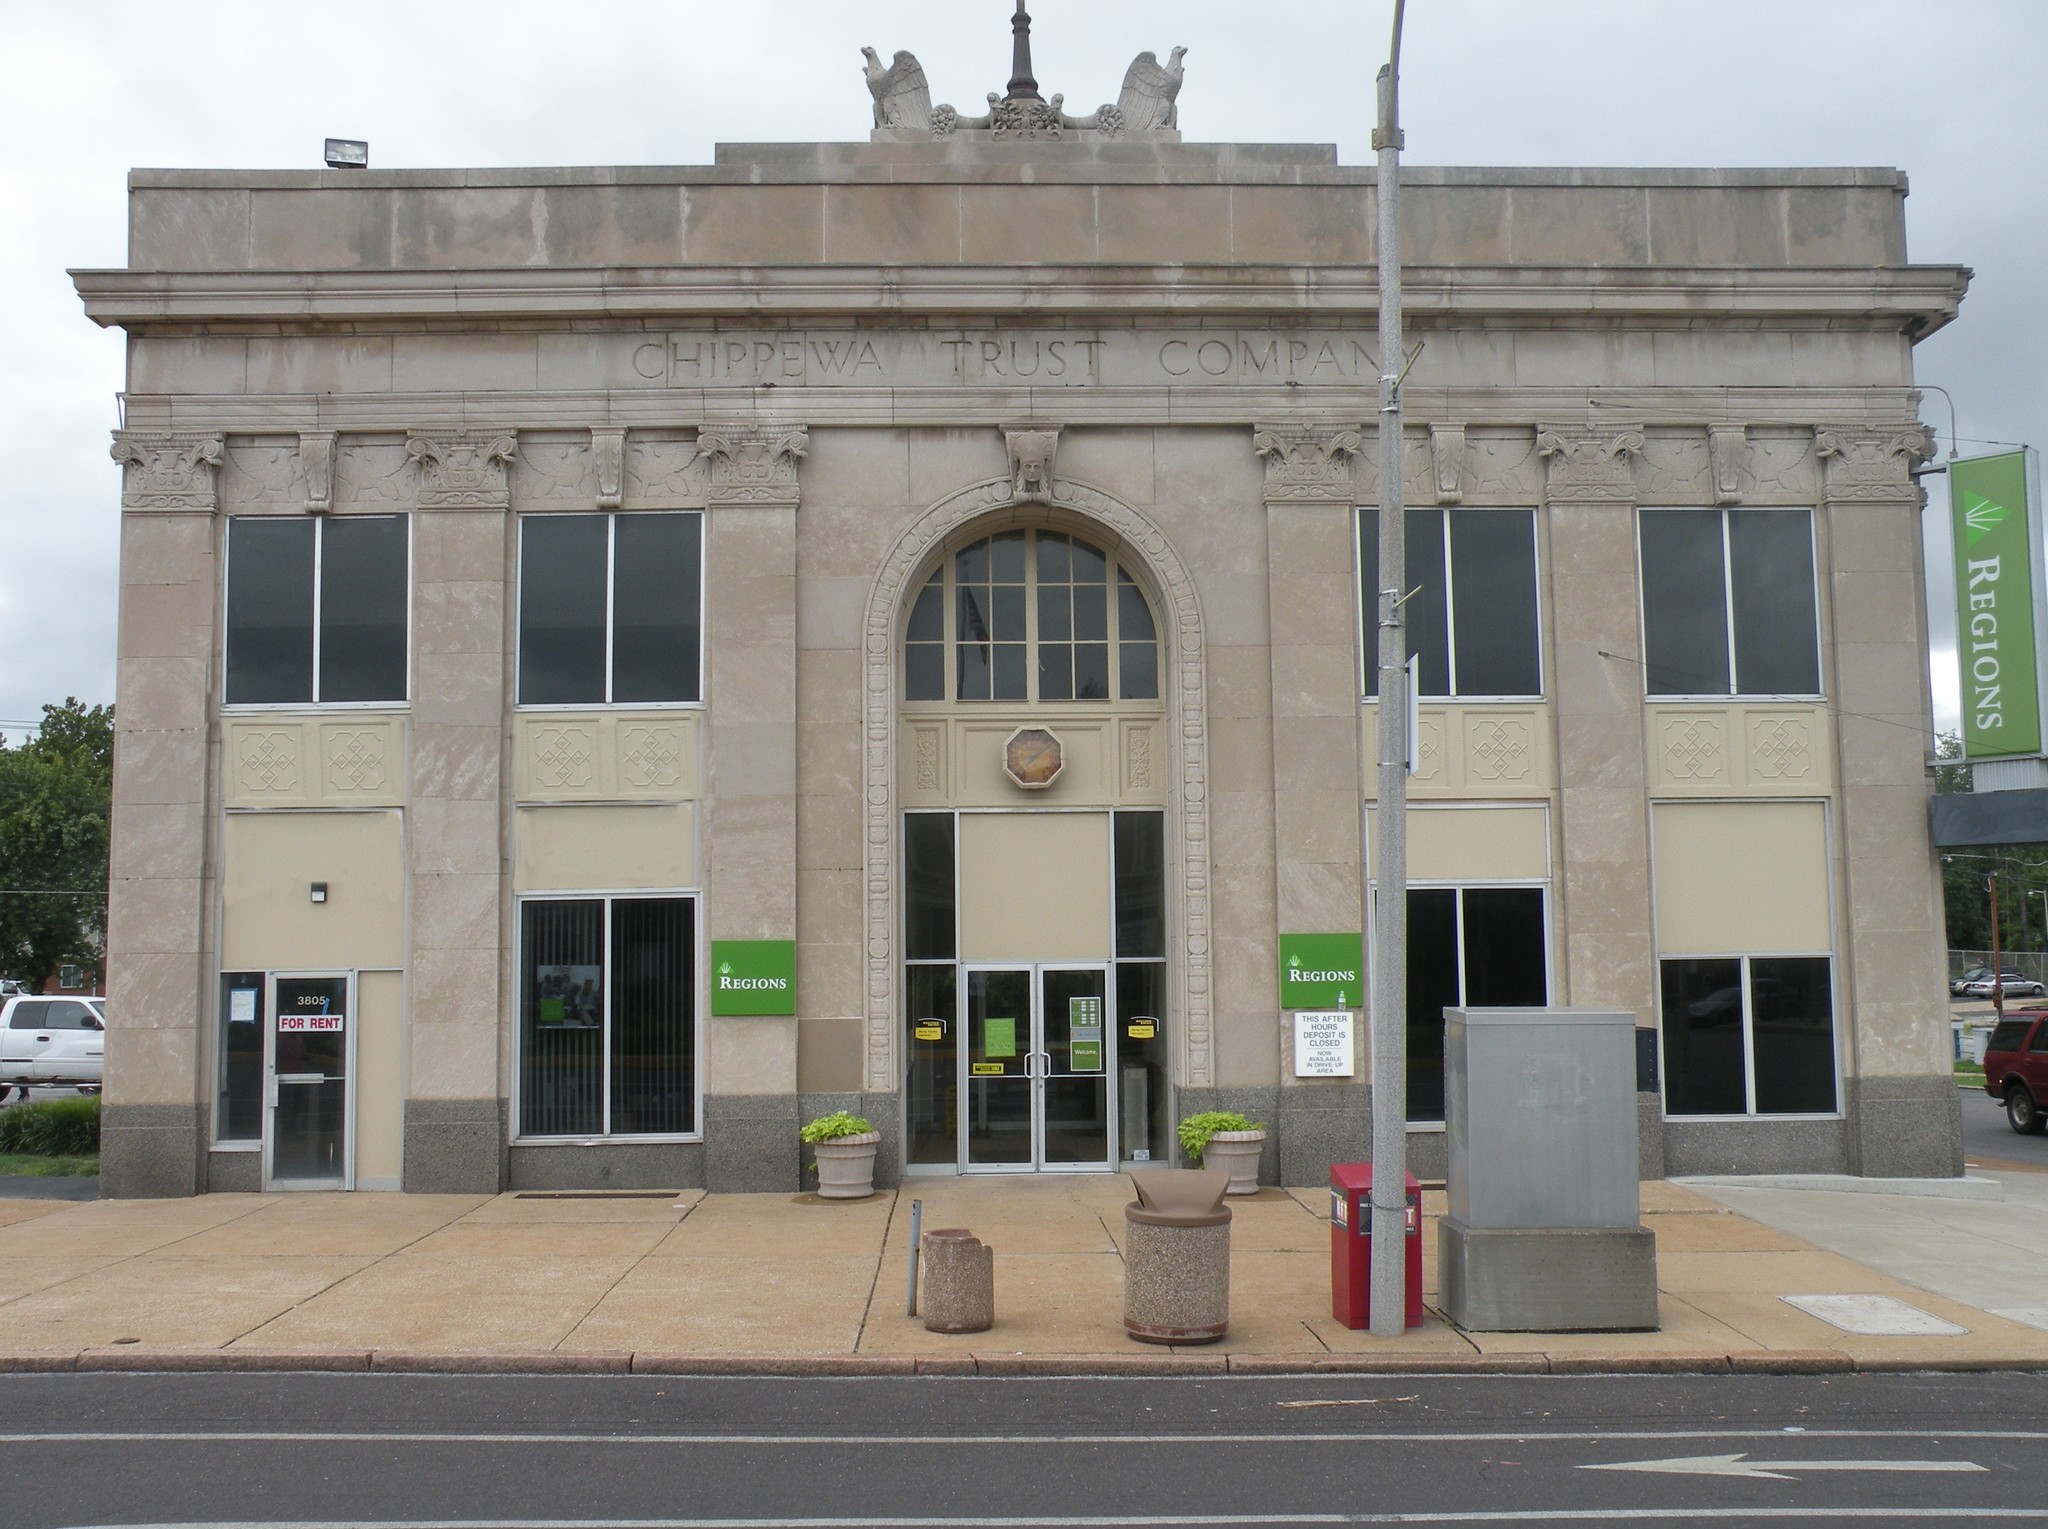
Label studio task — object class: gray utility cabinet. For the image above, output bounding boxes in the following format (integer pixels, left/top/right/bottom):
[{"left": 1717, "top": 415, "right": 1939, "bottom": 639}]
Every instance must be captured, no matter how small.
[{"left": 1440, "top": 1008, "right": 1659, "bottom": 1332}]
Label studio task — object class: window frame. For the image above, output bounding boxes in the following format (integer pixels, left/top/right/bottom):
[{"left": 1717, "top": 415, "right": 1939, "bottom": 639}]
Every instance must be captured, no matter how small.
[
  {"left": 1656, "top": 951, "right": 1841, "bottom": 1120},
  {"left": 1635, "top": 506, "right": 1824, "bottom": 702},
  {"left": 510, "top": 888, "right": 703, "bottom": 1143},
  {"left": 1354, "top": 505, "right": 1546, "bottom": 702},
  {"left": 221, "top": 512, "right": 414, "bottom": 711},
  {"left": 899, "top": 529, "right": 1164, "bottom": 706},
  {"left": 514, "top": 510, "right": 708, "bottom": 711}
]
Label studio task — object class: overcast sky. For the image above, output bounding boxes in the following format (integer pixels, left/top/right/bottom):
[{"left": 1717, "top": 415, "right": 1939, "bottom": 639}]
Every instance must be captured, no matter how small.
[{"left": 2, "top": 0, "right": 2040, "bottom": 739}]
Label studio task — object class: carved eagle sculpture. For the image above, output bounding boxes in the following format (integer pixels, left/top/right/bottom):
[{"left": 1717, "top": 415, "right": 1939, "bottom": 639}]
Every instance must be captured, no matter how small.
[
  {"left": 862, "top": 47, "right": 933, "bottom": 132},
  {"left": 1117, "top": 46, "right": 1187, "bottom": 132}
]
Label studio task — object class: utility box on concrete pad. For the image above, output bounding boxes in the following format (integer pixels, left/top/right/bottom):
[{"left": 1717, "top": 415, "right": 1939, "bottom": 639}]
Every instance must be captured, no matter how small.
[{"left": 1440, "top": 1007, "right": 1659, "bottom": 1332}]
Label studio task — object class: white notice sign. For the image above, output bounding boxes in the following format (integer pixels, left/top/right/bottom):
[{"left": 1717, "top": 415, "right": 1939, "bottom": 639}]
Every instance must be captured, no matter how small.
[{"left": 1293, "top": 1011, "right": 1355, "bottom": 1078}]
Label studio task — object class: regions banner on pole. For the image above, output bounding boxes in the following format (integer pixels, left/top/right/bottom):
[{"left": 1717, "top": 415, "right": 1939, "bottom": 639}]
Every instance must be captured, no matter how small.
[{"left": 1953, "top": 450, "right": 2044, "bottom": 759}]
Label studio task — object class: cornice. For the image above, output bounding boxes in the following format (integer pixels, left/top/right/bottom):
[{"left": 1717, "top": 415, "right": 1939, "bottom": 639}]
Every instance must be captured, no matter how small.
[{"left": 72, "top": 262, "right": 1970, "bottom": 334}]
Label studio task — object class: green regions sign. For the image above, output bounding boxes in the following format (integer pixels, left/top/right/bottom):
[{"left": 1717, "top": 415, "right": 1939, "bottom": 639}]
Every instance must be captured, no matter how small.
[
  {"left": 709, "top": 939, "right": 796, "bottom": 1016},
  {"left": 1953, "top": 451, "right": 2043, "bottom": 758},
  {"left": 1278, "top": 932, "right": 1364, "bottom": 1011}
]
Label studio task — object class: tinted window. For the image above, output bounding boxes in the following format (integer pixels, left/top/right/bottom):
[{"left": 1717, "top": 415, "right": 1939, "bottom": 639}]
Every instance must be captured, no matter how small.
[
  {"left": 2027, "top": 1022, "right": 2048, "bottom": 1055},
  {"left": 40, "top": 1001, "right": 95, "bottom": 1029},
  {"left": 7, "top": 1001, "right": 49, "bottom": 1030},
  {"left": 1990, "top": 1020, "right": 2033, "bottom": 1054},
  {"left": 1729, "top": 511, "right": 1819, "bottom": 695},
  {"left": 225, "top": 518, "right": 316, "bottom": 704},
  {"left": 1749, "top": 957, "right": 1836, "bottom": 1113},
  {"left": 1660, "top": 957, "right": 1747, "bottom": 1116},
  {"left": 1639, "top": 510, "right": 1730, "bottom": 696},
  {"left": 1361, "top": 508, "right": 1541, "bottom": 698},
  {"left": 518, "top": 515, "right": 608, "bottom": 705},
  {"left": 1114, "top": 811, "right": 1167, "bottom": 959},
  {"left": 903, "top": 812, "right": 956, "bottom": 961},
  {"left": 612, "top": 513, "right": 702, "bottom": 704},
  {"left": 318, "top": 516, "right": 409, "bottom": 702}
]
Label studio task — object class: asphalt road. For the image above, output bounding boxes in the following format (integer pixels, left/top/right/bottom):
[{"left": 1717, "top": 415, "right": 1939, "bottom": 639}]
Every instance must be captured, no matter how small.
[
  {"left": 1962, "top": 1075, "right": 2048, "bottom": 1169},
  {"left": 3, "top": 1369, "right": 2045, "bottom": 1528}
]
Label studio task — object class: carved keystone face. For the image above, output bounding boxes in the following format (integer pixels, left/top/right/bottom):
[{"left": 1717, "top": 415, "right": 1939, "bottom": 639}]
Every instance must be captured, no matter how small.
[{"left": 1003, "top": 727, "right": 1063, "bottom": 790}]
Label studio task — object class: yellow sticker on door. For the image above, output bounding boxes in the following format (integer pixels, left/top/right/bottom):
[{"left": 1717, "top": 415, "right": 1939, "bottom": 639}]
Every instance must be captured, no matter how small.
[{"left": 971, "top": 1061, "right": 1006, "bottom": 1076}]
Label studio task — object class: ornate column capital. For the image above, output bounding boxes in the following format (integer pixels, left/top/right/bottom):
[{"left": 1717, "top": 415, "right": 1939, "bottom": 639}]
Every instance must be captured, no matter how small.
[
  {"left": 1004, "top": 426, "right": 1060, "bottom": 500},
  {"left": 110, "top": 431, "right": 224, "bottom": 511},
  {"left": 1252, "top": 422, "right": 1364, "bottom": 504},
  {"left": 1813, "top": 423, "right": 1933, "bottom": 502},
  {"left": 1537, "top": 424, "right": 1645, "bottom": 501},
  {"left": 697, "top": 423, "right": 809, "bottom": 508},
  {"left": 406, "top": 432, "right": 516, "bottom": 510},
  {"left": 591, "top": 427, "right": 626, "bottom": 510}
]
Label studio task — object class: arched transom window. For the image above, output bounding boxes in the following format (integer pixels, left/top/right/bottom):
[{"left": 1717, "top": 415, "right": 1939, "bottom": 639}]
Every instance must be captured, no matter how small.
[{"left": 904, "top": 529, "right": 1161, "bottom": 703}]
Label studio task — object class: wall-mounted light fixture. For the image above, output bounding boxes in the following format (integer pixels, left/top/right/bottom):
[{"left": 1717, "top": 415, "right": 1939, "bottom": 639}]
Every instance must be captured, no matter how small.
[
  {"left": 323, "top": 138, "right": 368, "bottom": 170},
  {"left": 310, "top": 882, "right": 329, "bottom": 904}
]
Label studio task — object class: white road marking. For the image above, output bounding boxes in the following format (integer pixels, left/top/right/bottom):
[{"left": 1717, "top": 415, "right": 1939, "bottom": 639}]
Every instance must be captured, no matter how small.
[
  {"left": 1583, "top": 1452, "right": 1988, "bottom": 1481},
  {"left": 75, "top": 1510, "right": 2048, "bottom": 1529}
]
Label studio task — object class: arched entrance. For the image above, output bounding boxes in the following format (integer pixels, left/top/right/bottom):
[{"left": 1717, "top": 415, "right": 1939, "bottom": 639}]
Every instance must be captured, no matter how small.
[{"left": 862, "top": 476, "right": 1212, "bottom": 1174}]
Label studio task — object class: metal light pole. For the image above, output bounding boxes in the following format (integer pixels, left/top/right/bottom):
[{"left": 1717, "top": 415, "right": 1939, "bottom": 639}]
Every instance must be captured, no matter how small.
[{"left": 1367, "top": 0, "right": 1410, "bottom": 1339}]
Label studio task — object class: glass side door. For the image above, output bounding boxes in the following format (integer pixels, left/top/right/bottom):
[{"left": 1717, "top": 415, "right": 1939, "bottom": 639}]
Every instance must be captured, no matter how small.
[
  {"left": 266, "top": 973, "right": 351, "bottom": 1189},
  {"left": 1039, "top": 966, "right": 1113, "bottom": 1168},
  {"left": 962, "top": 967, "right": 1034, "bottom": 1170}
]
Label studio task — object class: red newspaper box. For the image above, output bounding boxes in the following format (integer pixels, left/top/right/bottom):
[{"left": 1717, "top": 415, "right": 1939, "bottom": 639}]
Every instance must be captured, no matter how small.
[{"left": 1330, "top": 1163, "right": 1423, "bottom": 1330}]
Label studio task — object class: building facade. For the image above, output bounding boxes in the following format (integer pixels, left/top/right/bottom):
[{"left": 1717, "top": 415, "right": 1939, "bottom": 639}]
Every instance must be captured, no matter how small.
[{"left": 76, "top": 56, "right": 1970, "bottom": 1196}]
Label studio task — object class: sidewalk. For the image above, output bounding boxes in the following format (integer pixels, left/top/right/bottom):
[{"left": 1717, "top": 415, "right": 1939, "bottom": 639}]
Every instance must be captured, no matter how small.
[{"left": 1, "top": 1172, "right": 2043, "bottom": 1376}]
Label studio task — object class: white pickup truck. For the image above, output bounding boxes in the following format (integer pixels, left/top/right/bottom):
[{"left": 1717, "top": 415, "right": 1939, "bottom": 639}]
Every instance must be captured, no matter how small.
[{"left": 0, "top": 995, "right": 106, "bottom": 1090}]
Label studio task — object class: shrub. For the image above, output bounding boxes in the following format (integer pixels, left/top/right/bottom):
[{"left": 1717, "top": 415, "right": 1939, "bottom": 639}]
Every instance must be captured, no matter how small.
[
  {"left": 0, "top": 1096, "right": 100, "bottom": 1157},
  {"left": 799, "top": 1110, "right": 875, "bottom": 1144},
  {"left": 1177, "top": 1110, "right": 1263, "bottom": 1164}
]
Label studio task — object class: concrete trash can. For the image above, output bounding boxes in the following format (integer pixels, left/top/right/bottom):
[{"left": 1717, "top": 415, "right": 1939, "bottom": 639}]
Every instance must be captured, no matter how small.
[
  {"left": 921, "top": 1228, "right": 994, "bottom": 1334},
  {"left": 1122, "top": 1168, "right": 1232, "bottom": 1344}
]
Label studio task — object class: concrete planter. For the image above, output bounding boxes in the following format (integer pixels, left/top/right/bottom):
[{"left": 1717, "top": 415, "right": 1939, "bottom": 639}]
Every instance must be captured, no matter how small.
[
  {"left": 1200, "top": 1130, "right": 1265, "bottom": 1195},
  {"left": 812, "top": 1131, "right": 882, "bottom": 1199}
]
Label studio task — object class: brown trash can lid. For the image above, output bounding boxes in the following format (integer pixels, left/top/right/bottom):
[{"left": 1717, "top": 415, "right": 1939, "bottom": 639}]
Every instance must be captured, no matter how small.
[
  {"left": 923, "top": 1227, "right": 978, "bottom": 1244},
  {"left": 1126, "top": 1168, "right": 1232, "bottom": 1227}
]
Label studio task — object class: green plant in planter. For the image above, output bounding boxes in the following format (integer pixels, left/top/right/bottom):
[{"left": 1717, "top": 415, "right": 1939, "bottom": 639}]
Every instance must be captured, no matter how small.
[
  {"left": 1177, "top": 1110, "right": 1263, "bottom": 1164},
  {"left": 799, "top": 1110, "right": 875, "bottom": 1144}
]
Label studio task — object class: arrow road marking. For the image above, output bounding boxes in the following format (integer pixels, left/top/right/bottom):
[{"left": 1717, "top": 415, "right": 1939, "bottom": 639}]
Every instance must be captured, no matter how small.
[{"left": 1584, "top": 1453, "right": 1988, "bottom": 1482}]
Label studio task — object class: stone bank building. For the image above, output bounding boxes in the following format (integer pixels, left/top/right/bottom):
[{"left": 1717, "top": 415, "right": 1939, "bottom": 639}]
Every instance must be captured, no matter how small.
[{"left": 76, "top": 38, "right": 1969, "bottom": 1197}]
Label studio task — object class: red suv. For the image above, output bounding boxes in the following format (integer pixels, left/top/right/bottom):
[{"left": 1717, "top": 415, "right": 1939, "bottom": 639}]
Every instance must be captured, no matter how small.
[{"left": 1983, "top": 1010, "right": 2048, "bottom": 1133}]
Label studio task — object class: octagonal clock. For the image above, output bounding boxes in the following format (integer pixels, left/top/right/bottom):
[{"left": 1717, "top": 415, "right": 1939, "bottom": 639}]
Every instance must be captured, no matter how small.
[{"left": 1003, "top": 727, "right": 1064, "bottom": 790}]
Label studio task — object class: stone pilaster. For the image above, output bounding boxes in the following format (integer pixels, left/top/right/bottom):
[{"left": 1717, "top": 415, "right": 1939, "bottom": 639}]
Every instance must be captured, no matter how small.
[
  {"left": 100, "top": 432, "right": 226, "bottom": 1196},
  {"left": 700, "top": 424, "right": 806, "bottom": 1190},
  {"left": 402, "top": 433, "right": 514, "bottom": 1192},
  {"left": 1816, "top": 422, "right": 1959, "bottom": 1176},
  {"left": 1539, "top": 424, "right": 1658, "bottom": 1044},
  {"left": 1258, "top": 423, "right": 1368, "bottom": 1183}
]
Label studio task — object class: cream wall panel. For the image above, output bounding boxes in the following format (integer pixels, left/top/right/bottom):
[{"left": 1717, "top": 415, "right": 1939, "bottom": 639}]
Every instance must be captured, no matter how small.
[
  {"left": 1646, "top": 704, "right": 1832, "bottom": 796},
  {"left": 222, "top": 810, "right": 405, "bottom": 970},
  {"left": 223, "top": 715, "right": 405, "bottom": 808},
  {"left": 514, "top": 804, "right": 697, "bottom": 891},
  {"left": 899, "top": 710, "right": 1168, "bottom": 808},
  {"left": 514, "top": 712, "right": 700, "bottom": 802},
  {"left": 1653, "top": 800, "right": 1830, "bottom": 953},
  {"left": 959, "top": 811, "right": 1112, "bottom": 962},
  {"left": 1366, "top": 804, "right": 1551, "bottom": 882},
  {"left": 353, "top": 969, "right": 405, "bottom": 1188},
  {"left": 1361, "top": 703, "right": 1553, "bottom": 799}
]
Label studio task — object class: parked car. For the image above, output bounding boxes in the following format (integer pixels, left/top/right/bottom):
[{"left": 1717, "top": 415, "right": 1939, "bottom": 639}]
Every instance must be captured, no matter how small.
[
  {"left": 1960, "top": 970, "right": 2046, "bottom": 999},
  {"left": 1983, "top": 1010, "right": 2048, "bottom": 1132},
  {"left": 0, "top": 995, "right": 106, "bottom": 1092},
  {"left": 1952, "top": 966, "right": 1995, "bottom": 997}
]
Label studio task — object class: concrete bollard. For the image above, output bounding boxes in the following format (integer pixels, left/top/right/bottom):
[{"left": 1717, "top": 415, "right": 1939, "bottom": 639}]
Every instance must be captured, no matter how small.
[
  {"left": 1122, "top": 1168, "right": 1231, "bottom": 1344},
  {"left": 920, "top": 1227, "right": 994, "bottom": 1334}
]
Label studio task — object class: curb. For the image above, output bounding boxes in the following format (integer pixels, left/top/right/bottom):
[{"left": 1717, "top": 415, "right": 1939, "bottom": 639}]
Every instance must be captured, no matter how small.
[{"left": 5, "top": 1349, "right": 2048, "bottom": 1378}]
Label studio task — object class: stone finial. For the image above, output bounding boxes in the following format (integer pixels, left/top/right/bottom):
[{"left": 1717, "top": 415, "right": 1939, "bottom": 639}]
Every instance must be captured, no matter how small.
[
  {"left": 300, "top": 432, "right": 337, "bottom": 514},
  {"left": 1814, "top": 424, "right": 1934, "bottom": 502},
  {"left": 697, "top": 424, "right": 809, "bottom": 508},
  {"left": 407, "top": 433, "right": 517, "bottom": 510},
  {"left": 1007, "top": 0, "right": 1041, "bottom": 102},
  {"left": 1005, "top": 427, "right": 1060, "bottom": 499},
  {"left": 1707, "top": 425, "right": 1749, "bottom": 506},
  {"left": 1536, "top": 424, "right": 1646, "bottom": 501},
  {"left": 1253, "top": 423, "right": 1364, "bottom": 504},
  {"left": 1430, "top": 424, "right": 1467, "bottom": 505},
  {"left": 591, "top": 427, "right": 626, "bottom": 510},
  {"left": 110, "top": 431, "right": 224, "bottom": 511}
]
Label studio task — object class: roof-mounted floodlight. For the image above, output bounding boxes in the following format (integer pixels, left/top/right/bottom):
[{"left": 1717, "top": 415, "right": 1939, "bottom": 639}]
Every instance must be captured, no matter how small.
[{"left": 323, "top": 138, "right": 369, "bottom": 170}]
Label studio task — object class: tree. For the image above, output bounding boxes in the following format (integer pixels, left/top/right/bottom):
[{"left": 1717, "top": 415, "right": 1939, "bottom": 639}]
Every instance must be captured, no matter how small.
[{"left": 0, "top": 699, "right": 113, "bottom": 990}]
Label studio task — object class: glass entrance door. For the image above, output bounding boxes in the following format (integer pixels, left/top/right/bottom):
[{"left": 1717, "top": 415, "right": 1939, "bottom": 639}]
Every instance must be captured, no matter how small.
[
  {"left": 961, "top": 964, "right": 1114, "bottom": 1173},
  {"left": 266, "top": 973, "right": 352, "bottom": 1189}
]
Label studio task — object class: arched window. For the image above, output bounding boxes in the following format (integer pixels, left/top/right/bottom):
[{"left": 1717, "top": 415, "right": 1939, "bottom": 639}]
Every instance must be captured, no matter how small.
[{"left": 903, "top": 529, "right": 1160, "bottom": 703}]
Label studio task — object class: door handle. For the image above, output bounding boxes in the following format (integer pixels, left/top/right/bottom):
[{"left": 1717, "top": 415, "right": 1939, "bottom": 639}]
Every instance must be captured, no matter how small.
[{"left": 34, "top": 1035, "right": 50, "bottom": 1043}]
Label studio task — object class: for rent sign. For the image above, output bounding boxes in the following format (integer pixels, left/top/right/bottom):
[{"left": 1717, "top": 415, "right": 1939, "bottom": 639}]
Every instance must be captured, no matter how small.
[{"left": 1953, "top": 451, "right": 2044, "bottom": 759}]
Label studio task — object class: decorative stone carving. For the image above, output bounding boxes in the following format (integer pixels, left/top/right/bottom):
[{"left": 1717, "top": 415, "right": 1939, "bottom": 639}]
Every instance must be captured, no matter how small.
[
  {"left": 530, "top": 727, "right": 597, "bottom": 790},
  {"left": 618, "top": 723, "right": 687, "bottom": 790},
  {"left": 866, "top": 475, "right": 1212, "bottom": 1093},
  {"left": 235, "top": 730, "right": 300, "bottom": 795},
  {"left": 1006, "top": 428, "right": 1060, "bottom": 499},
  {"left": 1646, "top": 704, "right": 1829, "bottom": 796},
  {"left": 514, "top": 713, "right": 700, "bottom": 802},
  {"left": 335, "top": 442, "right": 411, "bottom": 508},
  {"left": 913, "top": 726, "right": 943, "bottom": 793},
  {"left": 1465, "top": 716, "right": 1533, "bottom": 783},
  {"left": 1633, "top": 430, "right": 1711, "bottom": 502},
  {"left": 697, "top": 424, "right": 809, "bottom": 508},
  {"left": 1814, "top": 424, "right": 1933, "bottom": 501},
  {"left": 1116, "top": 47, "right": 1187, "bottom": 132},
  {"left": 1430, "top": 425, "right": 1466, "bottom": 505},
  {"left": 862, "top": 48, "right": 932, "bottom": 132},
  {"left": 1659, "top": 716, "right": 1728, "bottom": 783},
  {"left": 991, "top": 95, "right": 1065, "bottom": 139},
  {"left": 110, "top": 432, "right": 224, "bottom": 511},
  {"left": 1126, "top": 725, "right": 1154, "bottom": 793},
  {"left": 223, "top": 716, "right": 406, "bottom": 808},
  {"left": 592, "top": 427, "right": 626, "bottom": 511},
  {"left": 408, "top": 433, "right": 517, "bottom": 510},
  {"left": 1253, "top": 423, "right": 1365, "bottom": 503},
  {"left": 301, "top": 432, "right": 337, "bottom": 514},
  {"left": 1464, "top": 429, "right": 1543, "bottom": 503},
  {"left": 1748, "top": 715, "right": 1815, "bottom": 781},
  {"left": 625, "top": 435, "right": 707, "bottom": 506},
  {"left": 326, "top": 730, "right": 389, "bottom": 793},
  {"left": 1708, "top": 425, "right": 1749, "bottom": 506},
  {"left": 515, "top": 439, "right": 593, "bottom": 505},
  {"left": 221, "top": 442, "right": 301, "bottom": 509},
  {"left": 1537, "top": 425, "right": 1645, "bottom": 501},
  {"left": 1746, "top": 429, "right": 1821, "bottom": 503}
]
